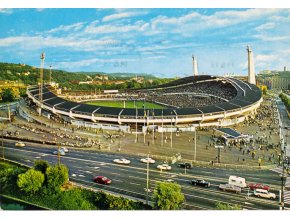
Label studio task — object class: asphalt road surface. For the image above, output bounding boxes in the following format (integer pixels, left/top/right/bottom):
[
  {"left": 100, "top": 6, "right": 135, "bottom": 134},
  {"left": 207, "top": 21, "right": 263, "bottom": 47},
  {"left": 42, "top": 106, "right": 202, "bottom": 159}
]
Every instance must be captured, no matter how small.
[{"left": 2, "top": 139, "right": 282, "bottom": 210}]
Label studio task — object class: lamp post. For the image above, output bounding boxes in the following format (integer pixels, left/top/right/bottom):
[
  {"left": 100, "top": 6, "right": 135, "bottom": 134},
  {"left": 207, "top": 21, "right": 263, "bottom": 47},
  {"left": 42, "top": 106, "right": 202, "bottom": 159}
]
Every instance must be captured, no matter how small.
[
  {"left": 146, "top": 153, "right": 150, "bottom": 205},
  {"left": 2, "top": 129, "right": 4, "bottom": 160},
  {"left": 194, "top": 127, "right": 197, "bottom": 162},
  {"left": 170, "top": 112, "right": 173, "bottom": 149},
  {"left": 58, "top": 143, "right": 61, "bottom": 166},
  {"left": 135, "top": 107, "right": 138, "bottom": 143},
  {"left": 161, "top": 109, "right": 164, "bottom": 147}
]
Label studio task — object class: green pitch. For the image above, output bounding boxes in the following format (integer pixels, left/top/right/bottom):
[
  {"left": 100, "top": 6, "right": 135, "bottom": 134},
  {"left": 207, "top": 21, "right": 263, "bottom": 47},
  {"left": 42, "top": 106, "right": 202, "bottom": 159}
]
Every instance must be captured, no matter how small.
[{"left": 86, "top": 100, "right": 166, "bottom": 109}]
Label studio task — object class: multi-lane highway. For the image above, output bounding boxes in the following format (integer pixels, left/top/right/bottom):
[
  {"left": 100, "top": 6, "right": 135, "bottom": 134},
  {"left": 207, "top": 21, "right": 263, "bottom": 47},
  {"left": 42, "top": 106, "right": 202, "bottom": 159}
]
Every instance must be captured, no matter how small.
[{"left": 2, "top": 139, "right": 282, "bottom": 210}]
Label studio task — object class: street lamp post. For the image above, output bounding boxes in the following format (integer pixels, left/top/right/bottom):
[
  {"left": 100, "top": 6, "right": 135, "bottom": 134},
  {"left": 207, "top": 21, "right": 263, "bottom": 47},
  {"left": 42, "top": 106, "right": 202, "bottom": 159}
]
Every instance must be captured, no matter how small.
[
  {"left": 146, "top": 153, "right": 150, "bottom": 205},
  {"left": 2, "top": 129, "right": 4, "bottom": 160},
  {"left": 161, "top": 109, "right": 164, "bottom": 147},
  {"left": 170, "top": 113, "right": 173, "bottom": 149},
  {"left": 58, "top": 143, "right": 61, "bottom": 166},
  {"left": 194, "top": 128, "right": 197, "bottom": 162}
]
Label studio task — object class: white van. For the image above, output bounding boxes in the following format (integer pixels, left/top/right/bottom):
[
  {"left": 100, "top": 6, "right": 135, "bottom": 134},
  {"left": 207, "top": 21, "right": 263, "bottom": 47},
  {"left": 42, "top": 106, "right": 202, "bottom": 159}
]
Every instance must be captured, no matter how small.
[{"left": 228, "top": 176, "right": 247, "bottom": 188}]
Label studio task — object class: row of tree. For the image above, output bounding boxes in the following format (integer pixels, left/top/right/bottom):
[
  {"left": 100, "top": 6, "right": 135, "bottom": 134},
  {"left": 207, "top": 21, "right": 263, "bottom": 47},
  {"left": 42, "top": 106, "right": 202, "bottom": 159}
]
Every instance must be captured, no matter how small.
[
  {"left": 0, "top": 62, "right": 173, "bottom": 91},
  {"left": 0, "top": 160, "right": 187, "bottom": 210},
  {"left": 280, "top": 93, "right": 290, "bottom": 112}
]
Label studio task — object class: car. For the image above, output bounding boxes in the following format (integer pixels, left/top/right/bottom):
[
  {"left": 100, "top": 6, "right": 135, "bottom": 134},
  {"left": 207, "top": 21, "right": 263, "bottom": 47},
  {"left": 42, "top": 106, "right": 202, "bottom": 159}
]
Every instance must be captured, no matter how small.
[
  {"left": 219, "top": 184, "right": 241, "bottom": 193},
  {"left": 177, "top": 162, "right": 192, "bottom": 169},
  {"left": 93, "top": 176, "right": 112, "bottom": 185},
  {"left": 140, "top": 157, "right": 156, "bottom": 164},
  {"left": 248, "top": 183, "right": 270, "bottom": 191},
  {"left": 60, "top": 147, "right": 69, "bottom": 153},
  {"left": 15, "top": 142, "right": 25, "bottom": 147},
  {"left": 157, "top": 163, "right": 172, "bottom": 171},
  {"left": 191, "top": 179, "right": 210, "bottom": 187},
  {"left": 113, "top": 158, "right": 131, "bottom": 165},
  {"left": 253, "top": 189, "right": 276, "bottom": 200},
  {"left": 52, "top": 149, "right": 66, "bottom": 156}
]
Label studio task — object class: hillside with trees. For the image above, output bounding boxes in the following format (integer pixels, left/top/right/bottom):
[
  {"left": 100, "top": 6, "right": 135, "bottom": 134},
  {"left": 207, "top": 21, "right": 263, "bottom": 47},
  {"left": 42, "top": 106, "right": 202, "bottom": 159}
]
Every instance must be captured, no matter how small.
[{"left": 0, "top": 62, "right": 174, "bottom": 91}]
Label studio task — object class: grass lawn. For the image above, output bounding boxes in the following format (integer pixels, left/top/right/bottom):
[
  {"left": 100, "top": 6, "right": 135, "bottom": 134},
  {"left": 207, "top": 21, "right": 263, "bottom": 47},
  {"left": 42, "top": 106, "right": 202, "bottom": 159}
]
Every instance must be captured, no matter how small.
[{"left": 86, "top": 100, "right": 166, "bottom": 109}]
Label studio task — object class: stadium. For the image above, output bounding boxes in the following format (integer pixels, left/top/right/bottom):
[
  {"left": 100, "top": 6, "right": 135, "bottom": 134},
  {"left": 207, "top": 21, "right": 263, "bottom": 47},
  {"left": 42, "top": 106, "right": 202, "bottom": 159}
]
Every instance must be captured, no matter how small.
[{"left": 26, "top": 75, "right": 262, "bottom": 131}]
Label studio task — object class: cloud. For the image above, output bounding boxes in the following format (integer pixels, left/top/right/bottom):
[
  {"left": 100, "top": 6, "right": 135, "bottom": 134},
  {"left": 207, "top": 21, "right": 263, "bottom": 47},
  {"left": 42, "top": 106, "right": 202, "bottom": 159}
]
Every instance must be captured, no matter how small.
[
  {"left": 102, "top": 12, "right": 140, "bottom": 22},
  {"left": 151, "top": 9, "right": 290, "bottom": 33},
  {"left": 0, "top": 35, "right": 120, "bottom": 52},
  {"left": 255, "top": 22, "right": 276, "bottom": 31},
  {"left": 47, "top": 22, "right": 85, "bottom": 34},
  {"left": 0, "top": 9, "right": 13, "bottom": 14},
  {"left": 84, "top": 21, "right": 149, "bottom": 34}
]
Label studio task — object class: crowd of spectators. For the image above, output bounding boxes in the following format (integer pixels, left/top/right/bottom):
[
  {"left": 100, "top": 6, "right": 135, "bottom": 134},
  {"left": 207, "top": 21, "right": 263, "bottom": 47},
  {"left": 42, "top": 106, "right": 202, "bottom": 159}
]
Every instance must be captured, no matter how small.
[{"left": 135, "top": 80, "right": 237, "bottom": 108}]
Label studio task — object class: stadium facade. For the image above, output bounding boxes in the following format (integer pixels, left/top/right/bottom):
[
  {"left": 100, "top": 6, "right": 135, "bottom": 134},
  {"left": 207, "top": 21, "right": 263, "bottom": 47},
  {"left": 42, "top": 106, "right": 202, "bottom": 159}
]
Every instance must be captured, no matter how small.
[{"left": 27, "top": 75, "right": 262, "bottom": 130}]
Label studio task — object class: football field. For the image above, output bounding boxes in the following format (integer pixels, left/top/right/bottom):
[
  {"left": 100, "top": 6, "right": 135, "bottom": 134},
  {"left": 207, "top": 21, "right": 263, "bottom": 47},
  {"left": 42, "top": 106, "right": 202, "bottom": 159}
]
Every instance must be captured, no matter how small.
[{"left": 86, "top": 100, "right": 166, "bottom": 109}]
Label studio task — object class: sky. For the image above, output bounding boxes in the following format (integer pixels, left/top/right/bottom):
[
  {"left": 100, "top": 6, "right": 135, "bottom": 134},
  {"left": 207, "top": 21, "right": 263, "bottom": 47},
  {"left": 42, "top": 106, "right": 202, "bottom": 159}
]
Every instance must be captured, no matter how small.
[{"left": 0, "top": 8, "right": 289, "bottom": 78}]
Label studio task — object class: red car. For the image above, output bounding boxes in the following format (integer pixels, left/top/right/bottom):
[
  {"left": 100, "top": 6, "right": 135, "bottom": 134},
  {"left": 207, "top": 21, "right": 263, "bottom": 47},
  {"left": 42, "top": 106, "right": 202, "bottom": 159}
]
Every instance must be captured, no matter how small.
[
  {"left": 248, "top": 183, "right": 270, "bottom": 191},
  {"left": 93, "top": 176, "right": 112, "bottom": 185}
]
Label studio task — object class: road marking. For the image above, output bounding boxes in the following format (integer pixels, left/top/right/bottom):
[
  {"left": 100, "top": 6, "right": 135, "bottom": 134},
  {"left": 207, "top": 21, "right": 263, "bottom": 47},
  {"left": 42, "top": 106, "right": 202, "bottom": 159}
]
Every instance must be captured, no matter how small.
[
  {"left": 110, "top": 172, "right": 121, "bottom": 176},
  {"left": 130, "top": 182, "right": 141, "bottom": 186},
  {"left": 41, "top": 154, "right": 48, "bottom": 157},
  {"left": 25, "top": 159, "right": 31, "bottom": 162},
  {"left": 113, "top": 179, "right": 123, "bottom": 182},
  {"left": 100, "top": 163, "right": 106, "bottom": 166},
  {"left": 71, "top": 174, "right": 76, "bottom": 177},
  {"left": 35, "top": 156, "right": 41, "bottom": 159},
  {"left": 78, "top": 175, "right": 85, "bottom": 177},
  {"left": 85, "top": 171, "right": 93, "bottom": 174}
]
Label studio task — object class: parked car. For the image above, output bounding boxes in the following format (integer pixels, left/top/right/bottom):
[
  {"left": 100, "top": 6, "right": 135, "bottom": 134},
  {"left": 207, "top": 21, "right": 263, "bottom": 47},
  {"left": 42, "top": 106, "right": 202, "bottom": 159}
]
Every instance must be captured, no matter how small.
[
  {"left": 52, "top": 149, "right": 66, "bottom": 156},
  {"left": 248, "top": 183, "right": 270, "bottom": 191},
  {"left": 140, "top": 157, "right": 156, "bottom": 164},
  {"left": 191, "top": 179, "right": 210, "bottom": 187},
  {"left": 15, "top": 142, "right": 25, "bottom": 147},
  {"left": 219, "top": 184, "right": 241, "bottom": 193},
  {"left": 177, "top": 162, "right": 192, "bottom": 169},
  {"left": 253, "top": 189, "right": 276, "bottom": 200},
  {"left": 93, "top": 176, "right": 112, "bottom": 185},
  {"left": 157, "top": 163, "right": 172, "bottom": 171},
  {"left": 60, "top": 147, "right": 69, "bottom": 153},
  {"left": 113, "top": 158, "right": 131, "bottom": 165}
]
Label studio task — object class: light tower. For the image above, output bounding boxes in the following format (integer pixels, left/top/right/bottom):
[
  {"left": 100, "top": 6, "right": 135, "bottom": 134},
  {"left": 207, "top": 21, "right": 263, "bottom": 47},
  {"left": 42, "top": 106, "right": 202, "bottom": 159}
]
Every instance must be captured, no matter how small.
[
  {"left": 247, "top": 46, "right": 256, "bottom": 85},
  {"left": 39, "top": 52, "right": 45, "bottom": 115},
  {"left": 192, "top": 55, "right": 198, "bottom": 76}
]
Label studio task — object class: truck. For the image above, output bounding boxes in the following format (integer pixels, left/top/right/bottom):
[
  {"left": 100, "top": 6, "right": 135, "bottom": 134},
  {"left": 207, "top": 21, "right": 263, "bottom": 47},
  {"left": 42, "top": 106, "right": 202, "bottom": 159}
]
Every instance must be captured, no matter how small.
[{"left": 228, "top": 176, "right": 247, "bottom": 188}]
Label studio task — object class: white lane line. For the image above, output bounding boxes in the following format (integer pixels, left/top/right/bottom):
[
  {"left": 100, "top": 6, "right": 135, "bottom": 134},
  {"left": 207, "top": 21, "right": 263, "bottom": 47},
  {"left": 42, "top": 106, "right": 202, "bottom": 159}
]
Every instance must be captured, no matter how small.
[
  {"left": 85, "top": 171, "right": 93, "bottom": 174},
  {"left": 100, "top": 163, "right": 106, "bottom": 166},
  {"left": 25, "top": 159, "right": 31, "bottom": 162},
  {"left": 41, "top": 154, "right": 48, "bottom": 157},
  {"left": 35, "top": 157, "right": 41, "bottom": 159},
  {"left": 71, "top": 174, "right": 76, "bottom": 177},
  {"left": 78, "top": 175, "right": 85, "bottom": 178},
  {"left": 130, "top": 182, "right": 141, "bottom": 186},
  {"left": 113, "top": 179, "right": 123, "bottom": 182},
  {"left": 110, "top": 172, "right": 121, "bottom": 176}
]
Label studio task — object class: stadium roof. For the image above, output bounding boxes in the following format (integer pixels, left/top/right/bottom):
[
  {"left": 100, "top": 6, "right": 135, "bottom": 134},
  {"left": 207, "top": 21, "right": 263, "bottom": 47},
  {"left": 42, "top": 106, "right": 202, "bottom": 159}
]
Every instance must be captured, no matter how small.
[{"left": 28, "top": 75, "right": 262, "bottom": 117}]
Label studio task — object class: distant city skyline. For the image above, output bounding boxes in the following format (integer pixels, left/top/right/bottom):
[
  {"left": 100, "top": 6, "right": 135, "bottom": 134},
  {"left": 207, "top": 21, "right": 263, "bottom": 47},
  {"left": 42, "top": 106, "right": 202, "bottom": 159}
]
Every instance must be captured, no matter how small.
[{"left": 0, "top": 8, "right": 289, "bottom": 77}]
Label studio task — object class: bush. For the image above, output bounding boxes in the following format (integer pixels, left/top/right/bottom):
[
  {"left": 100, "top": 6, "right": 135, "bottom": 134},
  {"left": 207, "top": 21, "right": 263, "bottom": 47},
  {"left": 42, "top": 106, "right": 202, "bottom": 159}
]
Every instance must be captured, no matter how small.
[
  {"left": 153, "top": 182, "right": 185, "bottom": 210},
  {"left": 17, "top": 169, "right": 45, "bottom": 195},
  {"left": 34, "top": 160, "right": 49, "bottom": 174},
  {"left": 216, "top": 202, "right": 242, "bottom": 210},
  {"left": 46, "top": 164, "right": 69, "bottom": 193},
  {"left": 0, "top": 167, "right": 26, "bottom": 193}
]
